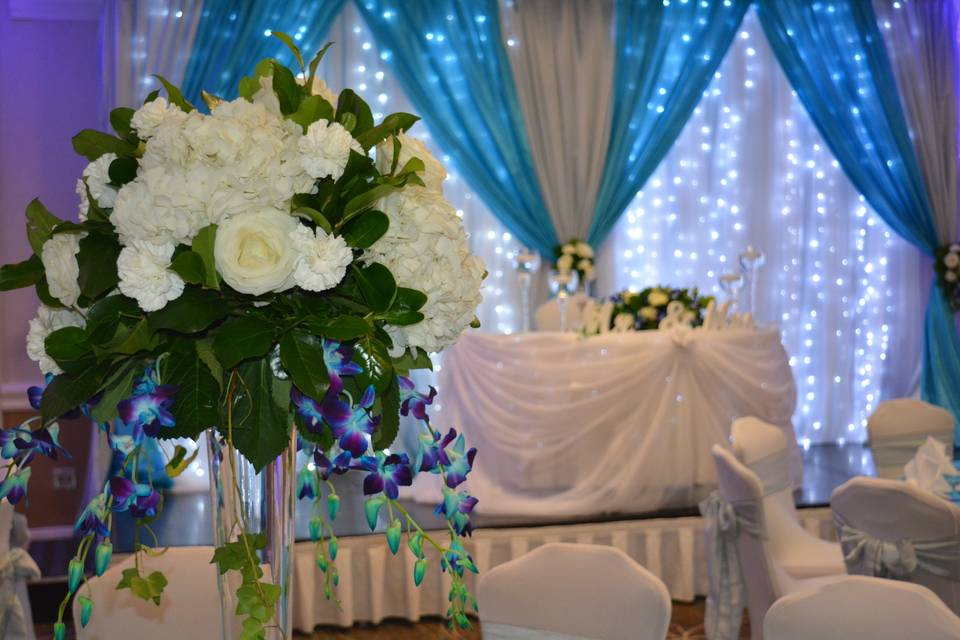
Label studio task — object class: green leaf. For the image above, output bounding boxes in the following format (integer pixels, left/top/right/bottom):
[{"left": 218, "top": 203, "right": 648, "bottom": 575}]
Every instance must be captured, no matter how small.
[
  {"left": 72, "top": 129, "right": 137, "bottom": 161},
  {"left": 169, "top": 250, "right": 206, "bottom": 285},
  {"left": 391, "top": 347, "right": 433, "bottom": 373},
  {"left": 335, "top": 89, "right": 374, "bottom": 137},
  {"left": 41, "top": 360, "right": 107, "bottom": 424},
  {"left": 35, "top": 278, "right": 64, "bottom": 308},
  {"left": 0, "top": 255, "right": 43, "bottom": 291},
  {"left": 377, "top": 310, "right": 424, "bottom": 326},
  {"left": 165, "top": 445, "right": 199, "bottom": 478},
  {"left": 373, "top": 377, "right": 400, "bottom": 450},
  {"left": 83, "top": 180, "right": 110, "bottom": 223},
  {"left": 341, "top": 184, "right": 396, "bottom": 221},
  {"left": 153, "top": 74, "right": 195, "bottom": 112},
  {"left": 271, "top": 61, "right": 303, "bottom": 115},
  {"left": 44, "top": 327, "right": 91, "bottom": 368},
  {"left": 149, "top": 287, "right": 229, "bottom": 335},
  {"left": 354, "top": 112, "right": 420, "bottom": 150},
  {"left": 341, "top": 210, "right": 388, "bottom": 249},
  {"left": 306, "top": 42, "right": 335, "bottom": 91},
  {"left": 353, "top": 263, "right": 396, "bottom": 312},
  {"left": 213, "top": 316, "right": 276, "bottom": 369},
  {"left": 162, "top": 345, "right": 221, "bottom": 440},
  {"left": 238, "top": 75, "right": 260, "bottom": 101},
  {"left": 278, "top": 330, "right": 329, "bottom": 400},
  {"left": 338, "top": 112, "right": 357, "bottom": 133},
  {"left": 191, "top": 225, "right": 219, "bottom": 290},
  {"left": 109, "top": 107, "right": 135, "bottom": 139},
  {"left": 143, "top": 90, "right": 160, "bottom": 104},
  {"left": 90, "top": 360, "right": 139, "bottom": 423},
  {"left": 307, "top": 315, "right": 373, "bottom": 341},
  {"left": 232, "top": 359, "right": 292, "bottom": 470},
  {"left": 196, "top": 337, "right": 224, "bottom": 386},
  {"left": 77, "top": 232, "right": 121, "bottom": 299},
  {"left": 354, "top": 335, "right": 394, "bottom": 393},
  {"left": 119, "top": 568, "right": 167, "bottom": 606},
  {"left": 25, "top": 198, "right": 63, "bottom": 255},
  {"left": 293, "top": 206, "right": 333, "bottom": 235},
  {"left": 272, "top": 31, "right": 305, "bottom": 72},
  {"left": 103, "top": 318, "right": 157, "bottom": 355},
  {"left": 85, "top": 295, "right": 140, "bottom": 344},
  {"left": 393, "top": 287, "right": 427, "bottom": 312},
  {"left": 288, "top": 94, "right": 335, "bottom": 133},
  {"left": 108, "top": 156, "right": 138, "bottom": 187}
]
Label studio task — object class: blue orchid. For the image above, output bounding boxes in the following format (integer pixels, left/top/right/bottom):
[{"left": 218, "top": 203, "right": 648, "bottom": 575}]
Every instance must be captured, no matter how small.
[
  {"left": 0, "top": 468, "right": 31, "bottom": 505},
  {"left": 435, "top": 487, "right": 478, "bottom": 536},
  {"left": 314, "top": 449, "right": 352, "bottom": 481},
  {"left": 356, "top": 451, "right": 413, "bottom": 500},
  {"left": 75, "top": 494, "right": 110, "bottom": 539},
  {"left": 290, "top": 387, "right": 353, "bottom": 436},
  {"left": 110, "top": 476, "right": 160, "bottom": 518},
  {"left": 117, "top": 375, "right": 177, "bottom": 438},
  {"left": 297, "top": 466, "right": 319, "bottom": 500},
  {"left": 441, "top": 539, "right": 477, "bottom": 577},
  {"left": 414, "top": 428, "right": 455, "bottom": 474},
  {"left": 443, "top": 432, "right": 477, "bottom": 489},
  {"left": 328, "top": 386, "right": 378, "bottom": 458},
  {"left": 398, "top": 376, "right": 436, "bottom": 422},
  {"left": 323, "top": 340, "right": 362, "bottom": 397},
  {"left": 0, "top": 422, "right": 69, "bottom": 463}
]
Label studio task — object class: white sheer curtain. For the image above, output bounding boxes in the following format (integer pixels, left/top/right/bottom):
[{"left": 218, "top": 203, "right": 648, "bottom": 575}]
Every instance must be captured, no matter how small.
[{"left": 595, "top": 8, "right": 924, "bottom": 445}]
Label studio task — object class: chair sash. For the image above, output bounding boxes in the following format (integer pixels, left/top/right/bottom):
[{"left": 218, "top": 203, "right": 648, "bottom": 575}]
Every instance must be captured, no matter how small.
[
  {"left": 744, "top": 450, "right": 792, "bottom": 496},
  {"left": 0, "top": 547, "right": 39, "bottom": 640},
  {"left": 871, "top": 432, "right": 953, "bottom": 470},
  {"left": 699, "top": 492, "right": 765, "bottom": 640},
  {"left": 837, "top": 522, "right": 960, "bottom": 581}
]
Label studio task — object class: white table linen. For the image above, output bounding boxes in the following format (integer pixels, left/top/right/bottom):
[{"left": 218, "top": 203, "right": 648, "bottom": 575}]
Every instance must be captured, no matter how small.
[{"left": 420, "top": 328, "right": 800, "bottom": 517}]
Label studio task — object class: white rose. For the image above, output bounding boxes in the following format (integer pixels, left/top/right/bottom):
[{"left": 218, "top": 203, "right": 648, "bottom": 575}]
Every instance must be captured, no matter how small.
[
  {"left": 131, "top": 97, "right": 187, "bottom": 140},
  {"left": 375, "top": 133, "right": 447, "bottom": 192},
  {"left": 561, "top": 243, "right": 576, "bottom": 255},
  {"left": 26, "top": 305, "right": 85, "bottom": 375},
  {"left": 576, "top": 242, "right": 593, "bottom": 258},
  {"left": 946, "top": 270, "right": 958, "bottom": 283},
  {"left": 299, "top": 120, "right": 363, "bottom": 180},
  {"left": 648, "top": 289, "right": 670, "bottom": 307},
  {"left": 640, "top": 306, "right": 658, "bottom": 321},
  {"left": 41, "top": 233, "right": 85, "bottom": 307},
  {"left": 215, "top": 209, "right": 299, "bottom": 294},
  {"left": 117, "top": 241, "right": 185, "bottom": 312},
  {"left": 944, "top": 252, "right": 960, "bottom": 269},
  {"left": 289, "top": 224, "right": 353, "bottom": 292},
  {"left": 76, "top": 153, "right": 118, "bottom": 220},
  {"left": 556, "top": 254, "right": 574, "bottom": 273}
]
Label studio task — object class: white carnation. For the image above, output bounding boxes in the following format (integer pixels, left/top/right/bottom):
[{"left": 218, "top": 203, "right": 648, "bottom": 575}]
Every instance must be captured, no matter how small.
[
  {"left": 215, "top": 209, "right": 299, "bottom": 295},
  {"left": 41, "top": 233, "right": 85, "bottom": 307},
  {"left": 944, "top": 252, "right": 960, "bottom": 269},
  {"left": 289, "top": 225, "right": 353, "bottom": 292},
  {"left": 299, "top": 120, "right": 363, "bottom": 180},
  {"left": 131, "top": 97, "right": 187, "bottom": 140},
  {"left": 76, "top": 153, "right": 118, "bottom": 220},
  {"left": 365, "top": 188, "right": 484, "bottom": 354},
  {"left": 117, "top": 241, "right": 185, "bottom": 312},
  {"left": 375, "top": 133, "right": 447, "bottom": 192},
  {"left": 26, "top": 305, "right": 84, "bottom": 375}
]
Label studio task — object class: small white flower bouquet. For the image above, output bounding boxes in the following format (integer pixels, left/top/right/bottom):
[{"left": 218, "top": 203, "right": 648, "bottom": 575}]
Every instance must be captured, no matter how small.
[
  {"left": 553, "top": 238, "right": 595, "bottom": 282},
  {"left": 936, "top": 243, "right": 960, "bottom": 311}
]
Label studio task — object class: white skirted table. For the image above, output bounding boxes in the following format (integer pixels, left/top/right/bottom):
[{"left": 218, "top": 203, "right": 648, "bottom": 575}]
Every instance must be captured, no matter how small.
[{"left": 413, "top": 328, "right": 801, "bottom": 517}]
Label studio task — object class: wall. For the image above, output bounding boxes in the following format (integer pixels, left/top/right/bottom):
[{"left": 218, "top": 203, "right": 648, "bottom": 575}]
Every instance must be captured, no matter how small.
[{"left": 0, "top": 0, "right": 102, "bottom": 413}]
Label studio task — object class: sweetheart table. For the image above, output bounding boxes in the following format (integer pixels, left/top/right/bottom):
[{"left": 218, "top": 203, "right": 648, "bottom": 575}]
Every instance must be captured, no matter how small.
[{"left": 415, "top": 328, "right": 801, "bottom": 517}]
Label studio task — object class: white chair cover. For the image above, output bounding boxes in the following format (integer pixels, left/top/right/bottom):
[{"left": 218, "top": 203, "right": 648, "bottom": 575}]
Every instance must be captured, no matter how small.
[
  {"left": 831, "top": 476, "right": 960, "bottom": 616},
  {"left": 534, "top": 293, "right": 590, "bottom": 331},
  {"left": 477, "top": 542, "right": 671, "bottom": 640},
  {"left": 74, "top": 546, "right": 229, "bottom": 639},
  {"left": 731, "top": 418, "right": 845, "bottom": 579},
  {"left": 763, "top": 575, "right": 960, "bottom": 640},
  {"left": 867, "top": 399, "right": 955, "bottom": 479}
]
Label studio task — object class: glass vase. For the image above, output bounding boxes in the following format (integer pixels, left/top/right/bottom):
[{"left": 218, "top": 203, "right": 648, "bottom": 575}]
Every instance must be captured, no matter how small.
[{"left": 207, "top": 428, "right": 297, "bottom": 640}]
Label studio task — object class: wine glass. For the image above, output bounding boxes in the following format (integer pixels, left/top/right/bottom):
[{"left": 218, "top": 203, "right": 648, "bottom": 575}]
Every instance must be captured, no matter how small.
[
  {"left": 738, "top": 245, "right": 765, "bottom": 319},
  {"left": 548, "top": 269, "right": 580, "bottom": 332},
  {"left": 513, "top": 248, "right": 541, "bottom": 333},
  {"left": 718, "top": 272, "right": 745, "bottom": 309}
]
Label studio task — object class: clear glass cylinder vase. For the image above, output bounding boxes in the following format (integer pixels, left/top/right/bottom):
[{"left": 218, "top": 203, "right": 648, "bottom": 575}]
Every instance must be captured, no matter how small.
[{"left": 207, "top": 428, "right": 297, "bottom": 640}]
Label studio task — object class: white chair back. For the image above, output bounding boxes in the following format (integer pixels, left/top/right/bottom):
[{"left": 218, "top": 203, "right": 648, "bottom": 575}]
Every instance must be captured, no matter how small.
[
  {"left": 868, "top": 399, "right": 955, "bottom": 479},
  {"left": 477, "top": 542, "right": 670, "bottom": 640},
  {"left": 763, "top": 575, "right": 960, "bottom": 640},
  {"left": 831, "top": 476, "right": 960, "bottom": 616},
  {"left": 534, "top": 293, "right": 589, "bottom": 332},
  {"left": 74, "top": 546, "right": 228, "bottom": 639}
]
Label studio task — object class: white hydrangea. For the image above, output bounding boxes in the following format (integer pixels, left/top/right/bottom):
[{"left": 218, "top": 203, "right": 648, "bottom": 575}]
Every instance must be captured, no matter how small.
[
  {"left": 26, "top": 305, "right": 85, "bottom": 375},
  {"left": 41, "top": 233, "right": 85, "bottom": 307},
  {"left": 130, "top": 97, "right": 187, "bottom": 140},
  {"left": 76, "top": 153, "right": 118, "bottom": 220},
  {"left": 112, "top": 166, "right": 212, "bottom": 246},
  {"left": 299, "top": 120, "right": 363, "bottom": 180},
  {"left": 289, "top": 224, "right": 353, "bottom": 292},
  {"left": 375, "top": 133, "right": 447, "bottom": 192},
  {"left": 365, "top": 188, "right": 484, "bottom": 354},
  {"left": 117, "top": 241, "right": 185, "bottom": 312}
]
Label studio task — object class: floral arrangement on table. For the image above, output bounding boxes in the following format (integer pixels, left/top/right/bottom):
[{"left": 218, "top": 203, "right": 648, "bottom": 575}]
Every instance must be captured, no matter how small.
[
  {"left": 609, "top": 286, "right": 714, "bottom": 331},
  {"left": 0, "top": 37, "right": 484, "bottom": 638},
  {"left": 552, "top": 238, "right": 595, "bottom": 283},
  {"left": 936, "top": 243, "right": 960, "bottom": 312}
]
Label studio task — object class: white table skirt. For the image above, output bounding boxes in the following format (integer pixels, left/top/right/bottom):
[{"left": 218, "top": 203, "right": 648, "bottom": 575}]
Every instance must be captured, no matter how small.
[{"left": 414, "top": 328, "right": 800, "bottom": 517}]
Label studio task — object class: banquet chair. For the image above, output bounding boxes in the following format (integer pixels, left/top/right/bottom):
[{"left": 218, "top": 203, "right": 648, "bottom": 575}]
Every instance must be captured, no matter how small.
[
  {"left": 534, "top": 293, "right": 590, "bottom": 332},
  {"left": 704, "top": 446, "right": 835, "bottom": 640},
  {"left": 763, "top": 575, "right": 960, "bottom": 640},
  {"left": 0, "top": 500, "right": 39, "bottom": 640},
  {"left": 477, "top": 542, "right": 671, "bottom": 640},
  {"left": 73, "top": 545, "right": 229, "bottom": 639},
  {"left": 867, "top": 398, "right": 955, "bottom": 479},
  {"left": 730, "top": 417, "right": 845, "bottom": 579},
  {"left": 831, "top": 476, "right": 960, "bottom": 615}
]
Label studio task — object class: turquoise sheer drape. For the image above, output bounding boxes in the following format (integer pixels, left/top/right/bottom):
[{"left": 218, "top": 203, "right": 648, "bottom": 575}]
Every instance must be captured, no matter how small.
[
  {"left": 181, "top": 0, "right": 346, "bottom": 106},
  {"left": 587, "top": 0, "right": 751, "bottom": 247},
  {"left": 354, "top": 0, "right": 556, "bottom": 256},
  {"left": 757, "top": 0, "right": 960, "bottom": 428}
]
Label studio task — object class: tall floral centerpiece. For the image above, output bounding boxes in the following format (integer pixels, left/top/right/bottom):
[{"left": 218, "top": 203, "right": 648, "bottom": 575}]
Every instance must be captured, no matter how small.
[{"left": 0, "top": 38, "right": 484, "bottom": 639}]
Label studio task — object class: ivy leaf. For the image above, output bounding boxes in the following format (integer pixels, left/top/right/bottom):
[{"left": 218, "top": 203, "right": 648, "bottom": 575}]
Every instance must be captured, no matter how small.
[
  {"left": 153, "top": 74, "right": 194, "bottom": 112},
  {"left": 72, "top": 129, "right": 138, "bottom": 161},
  {"left": 149, "top": 287, "right": 229, "bottom": 335},
  {"left": 77, "top": 232, "right": 121, "bottom": 299},
  {"left": 278, "top": 330, "right": 329, "bottom": 400},
  {"left": 231, "top": 359, "right": 292, "bottom": 471},
  {"left": 213, "top": 316, "right": 276, "bottom": 369},
  {"left": 191, "top": 225, "right": 219, "bottom": 290},
  {"left": 353, "top": 263, "right": 396, "bottom": 312},
  {"left": 161, "top": 345, "right": 221, "bottom": 440},
  {"left": 341, "top": 210, "right": 388, "bottom": 249},
  {"left": 25, "top": 198, "right": 62, "bottom": 255},
  {"left": 41, "top": 360, "right": 107, "bottom": 425},
  {"left": 373, "top": 377, "right": 400, "bottom": 450},
  {"left": 0, "top": 255, "right": 43, "bottom": 291}
]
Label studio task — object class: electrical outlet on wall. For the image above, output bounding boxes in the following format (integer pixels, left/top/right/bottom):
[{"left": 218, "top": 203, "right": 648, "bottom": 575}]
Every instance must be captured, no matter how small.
[{"left": 52, "top": 467, "right": 77, "bottom": 490}]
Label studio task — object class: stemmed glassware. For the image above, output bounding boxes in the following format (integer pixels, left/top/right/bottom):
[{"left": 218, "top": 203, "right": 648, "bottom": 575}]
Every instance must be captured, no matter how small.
[
  {"left": 513, "top": 248, "right": 541, "bottom": 334},
  {"left": 548, "top": 269, "right": 580, "bottom": 332},
  {"left": 718, "top": 272, "right": 745, "bottom": 309},
  {"left": 738, "top": 245, "right": 765, "bottom": 319}
]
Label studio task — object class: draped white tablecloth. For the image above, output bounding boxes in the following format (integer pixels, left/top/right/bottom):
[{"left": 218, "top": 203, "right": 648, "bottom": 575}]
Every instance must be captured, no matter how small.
[{"left": 416, "top": 328, "right": 800, "bottom": 517}]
